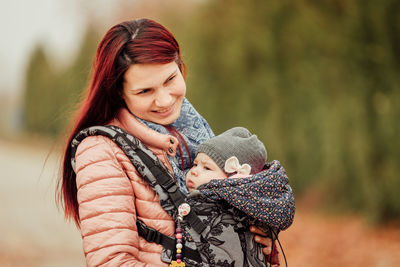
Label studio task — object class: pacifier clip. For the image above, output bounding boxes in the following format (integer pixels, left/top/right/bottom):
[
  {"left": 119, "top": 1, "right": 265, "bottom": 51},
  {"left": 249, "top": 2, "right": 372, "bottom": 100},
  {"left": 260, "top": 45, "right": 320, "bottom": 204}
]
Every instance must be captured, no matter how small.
[{"left": 169, "top": 203, "right": 191, "bottom": 267}]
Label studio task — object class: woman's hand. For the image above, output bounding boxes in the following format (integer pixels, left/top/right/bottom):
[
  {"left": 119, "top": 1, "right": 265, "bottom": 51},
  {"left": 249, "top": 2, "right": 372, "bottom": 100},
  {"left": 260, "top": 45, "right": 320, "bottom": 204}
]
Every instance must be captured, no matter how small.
[{"left": 250, "top": 226, "right": 273, "bottom": 255}]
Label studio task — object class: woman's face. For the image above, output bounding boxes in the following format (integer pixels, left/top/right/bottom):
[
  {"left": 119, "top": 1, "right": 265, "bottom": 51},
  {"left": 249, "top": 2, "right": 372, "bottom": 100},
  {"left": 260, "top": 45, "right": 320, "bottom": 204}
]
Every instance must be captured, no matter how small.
[{"left": 122, "top": 61, "right": 186, "bottom": 125}]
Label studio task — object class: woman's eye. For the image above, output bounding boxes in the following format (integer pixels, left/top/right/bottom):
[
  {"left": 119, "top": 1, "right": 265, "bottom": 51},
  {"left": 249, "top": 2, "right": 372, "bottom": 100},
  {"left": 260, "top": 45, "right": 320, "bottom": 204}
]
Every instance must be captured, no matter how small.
[
  {"left": 167, "top": 75, "right": 176, "bottom": 82},
  {"left": 138, "top": 89, "right": 150, "bottom": 95}
]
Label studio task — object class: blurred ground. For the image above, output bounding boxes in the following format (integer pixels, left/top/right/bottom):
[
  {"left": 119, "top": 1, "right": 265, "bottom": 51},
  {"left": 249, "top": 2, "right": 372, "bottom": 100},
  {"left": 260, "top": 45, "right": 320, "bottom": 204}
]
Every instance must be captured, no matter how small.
[
  {"left": 279, "top": 202, "right": 400, "bottom": 266},
  {"left": 0, "top": 138, "right": 85, "bottom": 267},
  {"left": 1, "top": 138, "right": 399, "bottom": 267}
]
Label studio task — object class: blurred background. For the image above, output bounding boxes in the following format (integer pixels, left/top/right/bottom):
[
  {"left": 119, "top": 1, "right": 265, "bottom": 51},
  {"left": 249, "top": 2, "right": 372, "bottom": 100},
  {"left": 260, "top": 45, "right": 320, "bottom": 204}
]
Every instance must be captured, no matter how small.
[{"left": 1, "top": 0, "right": 399, "bottom": 266}]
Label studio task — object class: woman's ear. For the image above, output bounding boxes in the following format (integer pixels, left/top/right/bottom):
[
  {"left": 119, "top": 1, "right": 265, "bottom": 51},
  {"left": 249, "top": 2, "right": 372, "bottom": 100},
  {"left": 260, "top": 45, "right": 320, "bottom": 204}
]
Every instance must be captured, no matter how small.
[
  {"left": 118, "top": 88, "right": 125, "bottom": 99},
  {"left": 118, "top": 89, "right": 128, "bottom": 108}
]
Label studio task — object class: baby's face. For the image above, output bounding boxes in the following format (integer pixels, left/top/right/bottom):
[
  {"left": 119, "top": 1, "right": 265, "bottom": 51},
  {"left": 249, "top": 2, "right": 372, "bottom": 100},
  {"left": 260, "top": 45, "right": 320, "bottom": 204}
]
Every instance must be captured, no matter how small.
[{"left": 186, "top": 153, "right": 227, "bottom": 192}]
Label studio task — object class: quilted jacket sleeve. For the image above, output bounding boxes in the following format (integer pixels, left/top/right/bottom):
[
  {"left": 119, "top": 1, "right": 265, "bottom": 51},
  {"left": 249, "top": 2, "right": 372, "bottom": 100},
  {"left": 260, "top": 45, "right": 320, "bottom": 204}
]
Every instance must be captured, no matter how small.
[{"left": 75, "top": 136, "right": 164, "bottom": 267}]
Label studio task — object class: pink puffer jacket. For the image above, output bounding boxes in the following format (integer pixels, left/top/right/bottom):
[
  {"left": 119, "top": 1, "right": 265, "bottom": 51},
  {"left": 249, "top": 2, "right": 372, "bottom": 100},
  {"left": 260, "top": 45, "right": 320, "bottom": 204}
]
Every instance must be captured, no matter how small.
[{"left": 75, "top": 108, "right": 180, "bottom": 266}]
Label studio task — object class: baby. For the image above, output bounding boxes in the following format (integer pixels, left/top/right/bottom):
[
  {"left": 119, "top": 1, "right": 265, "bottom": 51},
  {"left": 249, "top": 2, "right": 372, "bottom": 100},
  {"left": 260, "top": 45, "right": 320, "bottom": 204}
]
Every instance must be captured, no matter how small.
[
  {"left": 186, "top": 126, "right": 267, "bottom": 192},
  {"left": 180, "top": 127, "right": 287, "bottom": 266}
]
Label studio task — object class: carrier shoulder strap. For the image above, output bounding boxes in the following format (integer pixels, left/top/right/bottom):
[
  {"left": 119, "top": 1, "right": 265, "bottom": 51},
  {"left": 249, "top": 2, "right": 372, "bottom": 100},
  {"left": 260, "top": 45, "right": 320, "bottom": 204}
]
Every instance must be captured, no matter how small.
[
  {"left": 70, "top": 125, "right": 204, "bottom": 261},
  {"left": 136, "top": 220, "right": 202, "bottom": 262},
  {"left": 133, "top": 148, "right": 206, "bottom": 234}
]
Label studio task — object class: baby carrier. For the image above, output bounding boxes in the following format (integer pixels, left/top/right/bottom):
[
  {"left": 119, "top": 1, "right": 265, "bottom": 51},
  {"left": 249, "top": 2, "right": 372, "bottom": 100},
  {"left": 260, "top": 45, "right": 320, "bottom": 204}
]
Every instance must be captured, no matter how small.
[{"left": 71, "top": 125, "right": 295, "bottom": 266}]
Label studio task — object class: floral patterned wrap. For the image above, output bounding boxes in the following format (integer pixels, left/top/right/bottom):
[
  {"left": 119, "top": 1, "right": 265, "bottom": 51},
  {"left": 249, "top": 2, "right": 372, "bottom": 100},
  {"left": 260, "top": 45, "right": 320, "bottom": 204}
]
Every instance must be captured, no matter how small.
[{"left": 199, "top": 160, "right": 295, "bottom": 231}]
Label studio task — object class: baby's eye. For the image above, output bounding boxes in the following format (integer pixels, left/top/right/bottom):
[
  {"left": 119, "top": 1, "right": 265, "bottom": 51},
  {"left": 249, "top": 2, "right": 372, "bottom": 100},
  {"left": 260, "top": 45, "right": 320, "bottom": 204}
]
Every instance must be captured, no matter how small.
[{"left": 204, "top": 166, "right": 211, "bottom": 171}]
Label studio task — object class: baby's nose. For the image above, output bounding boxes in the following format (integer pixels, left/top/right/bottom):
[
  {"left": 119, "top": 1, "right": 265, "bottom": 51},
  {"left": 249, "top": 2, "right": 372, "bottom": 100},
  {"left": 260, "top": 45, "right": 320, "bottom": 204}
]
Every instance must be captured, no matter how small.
[{"left": 190, "top": 167, "right": 197, "bottom": 176}]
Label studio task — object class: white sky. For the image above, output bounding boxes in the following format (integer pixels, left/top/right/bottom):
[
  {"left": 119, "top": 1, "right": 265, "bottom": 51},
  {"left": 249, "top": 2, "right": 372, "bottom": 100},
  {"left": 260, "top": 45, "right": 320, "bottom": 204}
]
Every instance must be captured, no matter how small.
[{"left": 0, "top": 0, "right": 123, "bottom": 94}]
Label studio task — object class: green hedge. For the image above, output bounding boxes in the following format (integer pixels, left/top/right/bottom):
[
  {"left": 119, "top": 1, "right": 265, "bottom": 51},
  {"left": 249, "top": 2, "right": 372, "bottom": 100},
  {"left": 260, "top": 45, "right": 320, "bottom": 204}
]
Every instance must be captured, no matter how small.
[{"left": 181, "top": 0, "right": 400, "bottom": 224}]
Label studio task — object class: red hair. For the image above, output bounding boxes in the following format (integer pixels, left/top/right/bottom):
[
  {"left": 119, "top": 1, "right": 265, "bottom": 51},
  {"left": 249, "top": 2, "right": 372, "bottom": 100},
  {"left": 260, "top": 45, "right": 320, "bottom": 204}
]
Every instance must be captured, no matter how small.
[{"left": 57, "top": 18, "right": 185, "bottom": 226}]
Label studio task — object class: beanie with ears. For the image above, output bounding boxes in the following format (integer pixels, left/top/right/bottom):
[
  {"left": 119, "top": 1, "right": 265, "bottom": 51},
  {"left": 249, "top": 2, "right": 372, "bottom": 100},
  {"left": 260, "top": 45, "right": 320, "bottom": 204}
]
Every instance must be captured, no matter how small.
[{"left": 196, "top": 127, "right": 267, "bottom": 175}]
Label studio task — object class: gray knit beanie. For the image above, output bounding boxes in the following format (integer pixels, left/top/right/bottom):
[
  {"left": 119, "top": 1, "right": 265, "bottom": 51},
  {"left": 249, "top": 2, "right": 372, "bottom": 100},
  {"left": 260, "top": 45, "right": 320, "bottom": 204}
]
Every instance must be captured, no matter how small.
[{"left": 197, "top": 127, "right": 267, "bottom": 175}]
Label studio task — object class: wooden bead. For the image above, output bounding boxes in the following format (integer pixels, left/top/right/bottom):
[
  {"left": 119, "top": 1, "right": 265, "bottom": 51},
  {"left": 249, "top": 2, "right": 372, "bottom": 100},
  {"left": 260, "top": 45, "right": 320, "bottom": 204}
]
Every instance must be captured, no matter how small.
[{"left": 169, "top": 260, "right": 185, "bottom": 267}]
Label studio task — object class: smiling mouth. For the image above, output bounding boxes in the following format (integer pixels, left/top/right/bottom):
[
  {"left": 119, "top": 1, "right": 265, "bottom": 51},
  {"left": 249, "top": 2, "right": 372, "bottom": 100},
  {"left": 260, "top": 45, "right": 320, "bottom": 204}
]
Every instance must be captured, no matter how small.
[{"left": 153, "top": 104, "right": 175, "bottom": 116}]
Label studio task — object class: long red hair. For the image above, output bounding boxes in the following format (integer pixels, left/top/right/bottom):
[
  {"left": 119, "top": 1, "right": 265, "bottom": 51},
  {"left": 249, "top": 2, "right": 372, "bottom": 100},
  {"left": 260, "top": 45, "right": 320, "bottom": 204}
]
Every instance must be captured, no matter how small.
[{"left": 57, "top": 18, "right": 185, "bottom": 226}]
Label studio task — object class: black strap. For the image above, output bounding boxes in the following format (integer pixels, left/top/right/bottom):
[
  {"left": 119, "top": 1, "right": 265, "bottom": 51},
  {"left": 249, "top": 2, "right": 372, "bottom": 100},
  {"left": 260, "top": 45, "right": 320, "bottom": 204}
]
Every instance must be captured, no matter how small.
[
  {"left": 136, "top": 220, "right": 202, "bottom": 263},
  {"left": 184, "top": 211, "right": 207, "bottom": 234},
  {"left": 135, "top": 148, "right": 207, "bottom": 234}
]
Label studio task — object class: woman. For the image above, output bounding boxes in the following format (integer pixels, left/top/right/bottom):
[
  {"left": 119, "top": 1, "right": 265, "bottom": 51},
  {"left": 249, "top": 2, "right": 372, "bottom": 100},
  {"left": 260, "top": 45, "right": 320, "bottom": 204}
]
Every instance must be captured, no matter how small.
[{"left": 58, "top": 18, "right": 279, "bottom": 266}]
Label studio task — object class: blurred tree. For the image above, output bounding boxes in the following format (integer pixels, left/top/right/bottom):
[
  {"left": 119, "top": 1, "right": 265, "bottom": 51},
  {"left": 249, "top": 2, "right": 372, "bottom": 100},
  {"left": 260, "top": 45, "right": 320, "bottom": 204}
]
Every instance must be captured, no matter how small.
[
  {"left": 23, "top": 26, "right": 99, "bottom": 137},
  {"left": 24, "top": 44, "right": 57, "bottom": 134},
  {"left": 339, "top": 0, "right": 400, "bottom": 222}
]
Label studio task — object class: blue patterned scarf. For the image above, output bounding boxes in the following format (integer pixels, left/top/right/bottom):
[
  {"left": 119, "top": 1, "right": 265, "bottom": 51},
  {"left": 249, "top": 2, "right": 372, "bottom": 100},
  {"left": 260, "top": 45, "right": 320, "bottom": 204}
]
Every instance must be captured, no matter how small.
[{"left": 137, "top": 98, "right": 214, "bottom": 194}]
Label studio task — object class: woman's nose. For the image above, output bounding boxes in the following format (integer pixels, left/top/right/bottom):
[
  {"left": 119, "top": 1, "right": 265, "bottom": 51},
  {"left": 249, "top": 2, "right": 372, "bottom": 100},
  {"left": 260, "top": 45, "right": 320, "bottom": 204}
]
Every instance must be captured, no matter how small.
[{"left": 154, "top": 87, "right": 173, "bottom": 107}]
